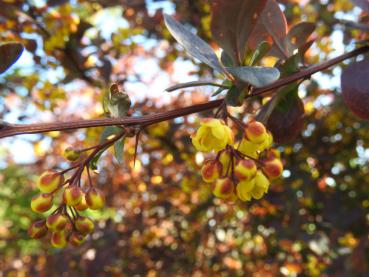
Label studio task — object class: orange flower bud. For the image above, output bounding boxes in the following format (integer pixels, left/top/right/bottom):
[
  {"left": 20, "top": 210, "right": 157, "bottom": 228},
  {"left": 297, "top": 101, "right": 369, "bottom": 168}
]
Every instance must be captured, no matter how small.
[
  {"left": 30, "top": 193, "right": 53, "bottom": 213},
  {"left": 263, "top": 158, "right": 283, "bottom": 180},
  {"left": 74, "top": 194, "right": 88, "bottom": 211},
  {"left": 75, "top": 216, "right": 94, "bottom": 235},
  {"left": 201, "top": 160, "right": 222, "bottom": 183},
  {"left": 46, "top": 213, "right": 68, "bottom": 231},
  {"left": 37, "top": 170, "right": 63, "bottom": 193},
  {"left": 85, "top": 188, "right": 105, "bottom": 210},
  {"left": 69, "top": 232, "right": 86, "bottom": 247},
  {"left": 28, "top": 219, "right": 48, "bottom": 238},
  {"left": 63, "top": 186, "right": 83, "bottom": 206},
  {"left": 266, "top": 148, "right": 281, "bottom": 160},
  {"left": 51, "top": 230, "right": 67, "bottom": 248},
  {"left": 235, "top": 159, "right": 257, "bottom": 181},
  {"left": 245, "top": 121, "right": 267, "bottom": 144},
  {"left": 212, "top": 177, "right": 234, "bottom": 200}
]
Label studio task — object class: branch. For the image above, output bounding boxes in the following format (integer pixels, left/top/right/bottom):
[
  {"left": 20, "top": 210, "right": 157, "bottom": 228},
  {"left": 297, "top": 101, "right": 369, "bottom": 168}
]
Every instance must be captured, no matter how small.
[
  {"left": 0, "top": 100, "right": 223, "bottom": 139},
  {"left": 1, "top": 45, "right": 369, "bottom": 139}
]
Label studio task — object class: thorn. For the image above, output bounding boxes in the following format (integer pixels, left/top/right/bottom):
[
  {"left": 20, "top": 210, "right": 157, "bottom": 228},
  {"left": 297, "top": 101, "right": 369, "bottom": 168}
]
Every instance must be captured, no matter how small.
[{"left": 133, "top": 130, "right": 141, "bottom": 168}]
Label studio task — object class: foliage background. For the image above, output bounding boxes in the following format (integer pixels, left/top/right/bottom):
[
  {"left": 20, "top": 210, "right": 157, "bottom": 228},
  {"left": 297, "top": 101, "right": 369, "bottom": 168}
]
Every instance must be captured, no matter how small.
[{"left": 0, "top": 0, "right": 368, "bottom": 276}]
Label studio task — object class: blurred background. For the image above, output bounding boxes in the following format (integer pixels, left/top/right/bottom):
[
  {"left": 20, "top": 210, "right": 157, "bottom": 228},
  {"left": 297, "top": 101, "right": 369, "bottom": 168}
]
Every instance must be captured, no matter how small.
[{"left": 0, "top": 0, "right": 369, "bottom": 276}]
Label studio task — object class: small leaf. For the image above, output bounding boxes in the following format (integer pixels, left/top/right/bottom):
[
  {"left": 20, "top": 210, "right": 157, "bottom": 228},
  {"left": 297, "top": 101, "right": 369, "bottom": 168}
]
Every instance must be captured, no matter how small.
[
  {"left": 226, "top": 66, "right": 280, "bottom": 87},
  {"left": 0, "top": 42, "right": 24, "bottom": 74},
  {"left": 165, "top": 80, "right": 230, "bottom": 92},
  {"left": 107, "top": 84, "right": 131, "bottom": 118},
  {"left": 114, "top": 137, "right": 126, "bottom": 164},
  {"left": 164, "top": 14, "right": 226, "bottom": 74},
  {"left": 225, "top": 86, "right": 246, "bottom": 107},
  {"left": 90, "top": 148, "right": 106, "bottom": 171}
]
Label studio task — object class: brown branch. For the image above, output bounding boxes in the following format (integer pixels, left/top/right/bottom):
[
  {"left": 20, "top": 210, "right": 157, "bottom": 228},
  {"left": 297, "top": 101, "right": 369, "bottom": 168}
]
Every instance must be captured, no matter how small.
[
  {"left": 0, "top": 100, "right": 223, "bottom": 139},
  {"left": 1, "top": 45, "right": 369, "bottom": 139}
]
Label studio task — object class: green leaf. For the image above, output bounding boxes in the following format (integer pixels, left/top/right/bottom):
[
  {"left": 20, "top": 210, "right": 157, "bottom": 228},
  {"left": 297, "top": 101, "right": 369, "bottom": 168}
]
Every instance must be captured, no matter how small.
[
  {"left": 100, "top": 126, "right": 122, "bottom": 142},
  {"left": 249, "top": 41, "right": 271, "bottom": 66},
  {"left": 212, "top": 80, "right": 233, "bottom": 96},
  {"left": 166, "top": 80, "right": 230, "bottom": 92},
  {"left": 0, "top": 42, "right": 24, "bottom": 74},
  {"left": 164, "top": 14, "right": 226, "bottom": 74},
  {"left": 225, "top": 86, "right": 246, "bottom": 107},
  {"left": 226, "top": 66, "right": 280, "bottom": 87},
  {"left": 114, "top": 137, "right": 126, "bottom": 164},
  {"left": 107, "top": 84, "right": 131, "bottom": 118}
]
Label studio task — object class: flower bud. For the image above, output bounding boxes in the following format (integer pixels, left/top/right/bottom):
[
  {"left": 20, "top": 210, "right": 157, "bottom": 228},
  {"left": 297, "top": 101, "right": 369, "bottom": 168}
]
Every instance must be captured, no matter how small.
[
  {"left": 245, "top": 121, "right": 267, "bottom": 144},
  {"left": 85, "top": 188, "right": 105, "bottom": 210},
  {"left": 63, "top": 147, "right": 81, "bottom": 161},
  {"left": 263, "top": 158, "right": 283, "bottom": 180},
  {"left": 51, "top": 230, "right": 67, "bottom": 248},
  {"left": 212, "top": 177, "right": 234, "bottom": 200},
  {"left": 258, "top": 131, "right": 273, "bottom": 152},
  {"left": 266, "top": 148, "right": 281, "bottom": 160},
  {"left": 235, "top": 159, "right": 257, "bottom": 181},
  {"left": 28, "top": 219, "right": 48, "bottom": 238},
  {"left": 30, "top": 193, "right": 53, "bottom": 213},
  {"left": 201, "top": 160, "right": 222, "bottom": 183},
  {"left": 46, "top": 213, "right": 68, "bottom": 231},
  {"left": 75, "top": 216, "right": 94, "bottom": 235},
  {"left": 252, "top": 171, "right": 270, "bottom": 199},
  {"left": 63, "top": 186, "right": 82, "bottom": 206},
  {"left": 74, "top": 194, "right": 88, "bottom": 211},
  {"left": 236, "top": 178, "right": 256, "bottom": 202},
  {"left": 69, "top": 232, "right": 86, "bottom": 247},
  {"left": 37, "top": 170, "right": 63, "bottom": 193}
]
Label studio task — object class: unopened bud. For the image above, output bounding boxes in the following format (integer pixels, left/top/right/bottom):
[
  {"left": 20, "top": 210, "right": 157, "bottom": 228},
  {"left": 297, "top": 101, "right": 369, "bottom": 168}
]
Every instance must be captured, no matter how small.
[
  {"left": 85, "top": 188, "right": 105, "bottom": 210},
  {"left": 63, "top": 186, "right": 83, "bottom": 206},
  {"left": 28, "top": 219, "right": 48, "bottom": 238},
  {"left": 212, "top": 177, "right": 234, "bottom": 200},
  {"left": 235, "top": 159, "right": 257, "bottom": 181},
  {"left": 263, "top": 158, "right": 283, "bottom": 180},
  {"left": 37, "top": 170, "right": 63, "bottom": 193},
  {"left": 63, "top": 147, "right": 81, "bottom": 161},
  {"left": 30, "top": 193, "right": 53, "bottom": 213},
  {"left": 46, "top": 213, "right": 68, "bottom": 231},
  {"left": 245, "top": 121, "right": 267, "bottom": 144},
  {"left": 201, "top": 160, "right": 222, "bottom": 183},
  {"left": 75, "top": 216, "right": 94, "bottom": 235},
  {"left": 51, "top": 230, "right": 67, "bottom": 248}
]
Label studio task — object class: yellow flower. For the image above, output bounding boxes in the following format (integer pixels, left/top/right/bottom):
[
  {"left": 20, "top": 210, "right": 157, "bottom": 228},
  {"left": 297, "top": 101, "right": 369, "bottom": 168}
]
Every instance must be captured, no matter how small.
[{"left": 192, "top": 119, "right": 233, "bottom": 152}]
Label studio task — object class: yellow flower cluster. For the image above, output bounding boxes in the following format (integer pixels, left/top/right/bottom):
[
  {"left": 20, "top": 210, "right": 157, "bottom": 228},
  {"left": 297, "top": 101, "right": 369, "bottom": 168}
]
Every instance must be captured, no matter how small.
[{"left": 193, "top": 119, "right": 284, "bottom": 202}]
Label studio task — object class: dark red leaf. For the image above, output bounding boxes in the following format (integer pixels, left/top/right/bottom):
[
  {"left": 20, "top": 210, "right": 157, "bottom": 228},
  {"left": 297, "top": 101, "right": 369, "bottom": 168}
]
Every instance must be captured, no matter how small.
[
  {"left": 0, "top": 42, "right": 24, "bottom": 74},
  {"left": 248, "top": 0, "right": 288, "bottom": 58},
  {"left": 287, "top": 22, "right": 315, "bottom": 54},
  {"left": 211, "top": 0, "right": 268, "bottom": 65},
  {"left": 341, "top": 58, "right": 369, "bottom": 120}
]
